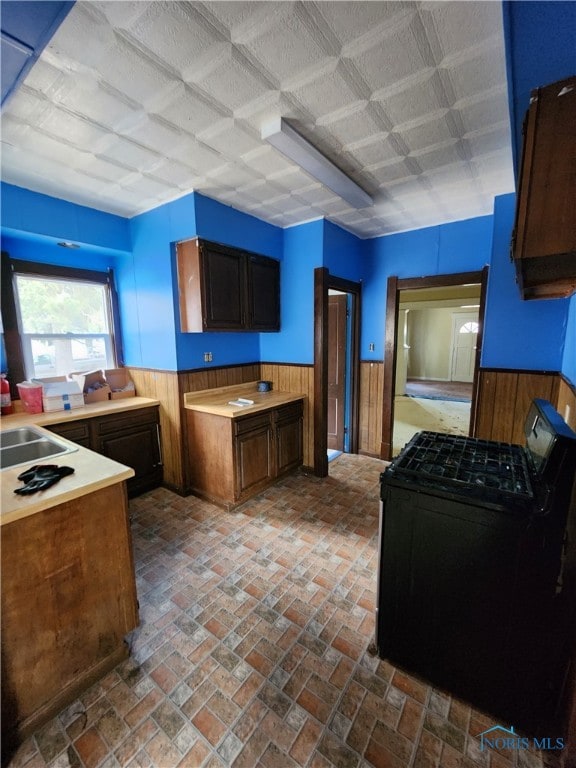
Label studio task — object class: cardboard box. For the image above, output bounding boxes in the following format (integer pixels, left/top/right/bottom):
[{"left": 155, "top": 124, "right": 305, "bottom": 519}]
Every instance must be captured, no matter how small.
[
  {"left": 69, "top": 370, "right": 111, "bottom": 404},
  {"left": 42, "top": 380, "right": 85, "bottom": 412},
  {"left": 105, "top": 368, "right": 136, "bottom": 400}
]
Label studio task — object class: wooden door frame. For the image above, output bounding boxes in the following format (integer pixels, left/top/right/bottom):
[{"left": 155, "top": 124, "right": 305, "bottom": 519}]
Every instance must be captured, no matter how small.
[
  {"left": 314, "top": 267, "right": 361, "bottom": 477},
  {"left": 379, "top": 267, "right": 489, "bottom": 460}
]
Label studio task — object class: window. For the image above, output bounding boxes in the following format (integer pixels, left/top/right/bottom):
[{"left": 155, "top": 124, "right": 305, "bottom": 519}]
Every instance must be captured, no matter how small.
[
  {"left": 1, "top": 256, "right": 122, "bottom": 384},
  {"left": 459, "top": 321, "right": 479, "bottom": 334}
]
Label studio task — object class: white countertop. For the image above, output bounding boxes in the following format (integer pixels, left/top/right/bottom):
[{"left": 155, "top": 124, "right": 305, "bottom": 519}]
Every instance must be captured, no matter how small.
[{"left": 0, "top": 397, "right": 159, "bottom": 526}]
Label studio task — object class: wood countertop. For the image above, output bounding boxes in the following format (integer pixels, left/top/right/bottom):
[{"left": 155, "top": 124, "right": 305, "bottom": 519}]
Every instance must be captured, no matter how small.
[
  {"left": 184, "top": 381, "right": 304, "bottom": 418},
  {"left": 0, "top": 397, "right": 159, "bottom": 526}
]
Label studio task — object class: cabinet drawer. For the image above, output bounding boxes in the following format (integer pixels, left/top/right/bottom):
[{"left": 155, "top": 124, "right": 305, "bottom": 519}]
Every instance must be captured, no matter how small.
[
  {"left": 95, "top": 407, "right": 158, "bottom": 435},
  {"left": 48, "top": 420, "right": 91, "bottom": 448},
  {"left": 234, "top": 412, "right": 271, "bottom": 436},
  {"left": 274, "top": 401, "right": 303, "bottom": 424}
]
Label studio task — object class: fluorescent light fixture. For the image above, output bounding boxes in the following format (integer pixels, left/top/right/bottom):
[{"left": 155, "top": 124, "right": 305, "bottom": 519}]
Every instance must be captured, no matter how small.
[
  {"left": 261, "top": 117, "right": 373, "bottom": 209},
  {"left": 460, "top": 304, "right": 480, "bottom": 308}
]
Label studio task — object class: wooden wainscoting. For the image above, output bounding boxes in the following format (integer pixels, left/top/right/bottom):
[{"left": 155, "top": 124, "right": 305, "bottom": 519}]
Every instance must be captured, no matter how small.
[
  {"left": 359, "top": 361, "right": 384, "bottom": 457},
  {"left": 557, "top": 375, "right": 576, "bottom": 432},
  {"left": 474, "top": 369, "right": 561, "bottom": 443},
  {"left": 126, "top": 368, "right": 182, "bottom": 490},
  {"left": 260, "top": 363, "right": 314, "bottom": 469}
]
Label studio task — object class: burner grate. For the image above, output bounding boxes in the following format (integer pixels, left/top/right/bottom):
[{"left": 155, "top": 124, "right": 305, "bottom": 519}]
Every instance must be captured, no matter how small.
[{"left": 393, "top": 432, "right": 534, "bottom": 498}]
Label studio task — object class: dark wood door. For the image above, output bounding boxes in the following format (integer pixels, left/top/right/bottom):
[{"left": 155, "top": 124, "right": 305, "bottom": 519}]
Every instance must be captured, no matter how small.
[
  {"left": 201, "top": 243, "right": 245, "bottom": 329},
  {"left": 249, "top": 254, "right": 280, "bottom": 331},
  {"left": 327, "top": 294, "right": 347, "bottom": 451}
]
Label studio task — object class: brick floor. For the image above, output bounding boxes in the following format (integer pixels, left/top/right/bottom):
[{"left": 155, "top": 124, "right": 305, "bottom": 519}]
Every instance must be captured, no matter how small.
[{"left": 7, "top": 455, "right": 563, "bottom": 767}]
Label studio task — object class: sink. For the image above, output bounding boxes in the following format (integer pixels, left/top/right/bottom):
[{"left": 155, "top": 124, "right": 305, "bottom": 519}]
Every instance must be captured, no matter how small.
[
  {"left": 1, "top": 427, "right": 47, "bottom": 448},
  {"left": 0, "top": 427, "right": 78, "bottom": 470}
]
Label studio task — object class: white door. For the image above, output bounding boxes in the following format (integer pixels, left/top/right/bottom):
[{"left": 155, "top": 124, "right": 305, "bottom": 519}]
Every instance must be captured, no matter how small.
[{"left": 450, "top": 312, "right": 478, "bottom": 382}]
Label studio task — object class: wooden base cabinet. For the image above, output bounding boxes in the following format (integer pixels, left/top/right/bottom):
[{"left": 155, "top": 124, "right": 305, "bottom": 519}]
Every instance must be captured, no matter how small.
[
  {"left": 1, "top": 483, "right": 138, "bottom": 757},
  {"left": 48, "top": 406, "right": 162, "bottom": 497},
  {"left": 186, "top": 400, "right": 303, "bottom": 508}
]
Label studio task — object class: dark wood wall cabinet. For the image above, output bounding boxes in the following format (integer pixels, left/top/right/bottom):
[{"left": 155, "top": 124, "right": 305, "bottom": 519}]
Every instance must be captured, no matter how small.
[
  {"left": 511, "top": 75, "right": 576, "bottom": 300},
  {"left": 185, "top": 400, "right": 303, "bottom": 508},
  {"left": 176, "top": 238, "right": 280, "bottom": 332},
  {"left": 48, "top": 406, "right": 162, "bottom": 497}
]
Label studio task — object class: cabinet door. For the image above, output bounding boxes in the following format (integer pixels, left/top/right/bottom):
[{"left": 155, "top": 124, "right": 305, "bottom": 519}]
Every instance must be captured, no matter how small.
[
  {"left": 94, "top": 408, "right": 162, "bottom": 497},
  {"left": 275, "top": 402, "right": 303, "bottom": 476},
  {"left": 248, "top": 254, "right": 280, "bottom": 331},
  {"left": 234, "top": 414, "right": 273, "bottom": 498},
  {"left": 512, "top": 76, "right": 576, "bottom": 298},
  {"left": 201, "top": 242, "right": 246, "bottom": 330},
  {"left": 47, "top": 420, "right": 91, "bottom": 448}
]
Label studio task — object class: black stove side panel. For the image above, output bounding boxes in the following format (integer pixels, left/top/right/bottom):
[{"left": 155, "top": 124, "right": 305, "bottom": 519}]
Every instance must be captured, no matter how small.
[{"left": 377, "top": 484, "right": 562, "bottom": 734}]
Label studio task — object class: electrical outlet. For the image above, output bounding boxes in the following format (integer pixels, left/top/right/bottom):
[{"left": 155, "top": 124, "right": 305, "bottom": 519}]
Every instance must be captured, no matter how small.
[{"left": 204, "top": 352, "right": 213, "bottom": 362}]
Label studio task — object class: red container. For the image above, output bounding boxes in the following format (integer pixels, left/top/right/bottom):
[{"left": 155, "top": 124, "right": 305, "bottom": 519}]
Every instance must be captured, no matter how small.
[{"left": 1, "top": 374, "right": 13, "bottom": 415}]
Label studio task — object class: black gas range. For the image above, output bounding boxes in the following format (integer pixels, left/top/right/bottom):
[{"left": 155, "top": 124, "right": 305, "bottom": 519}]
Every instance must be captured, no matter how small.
[{"left": 376, "top": 399, "right": 576, "bottom": 734}]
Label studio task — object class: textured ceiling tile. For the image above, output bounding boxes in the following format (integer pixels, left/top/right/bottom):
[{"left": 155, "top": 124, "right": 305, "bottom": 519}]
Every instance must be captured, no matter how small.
[
  {"left": 119, "top": 114, "right": 182, "bottom": 155},
  {"left": 321, "top": 103, "right": 381, "bottom": 146},
  {"left": 410, "top": 141, "right": 464, "bottom": 173},
  {"left": 457, "top": 89, "right": 510, "bottom": 134},
  {"left": 203, "top": 1, "right": 287, "bottom": 44},
  {"left": 372, "top": 72, "right": 444, "bottom": 127},
  {"left": 350, "top": 17, "right": 429, "bottom": 92},
  {"left": 239, "top": 5, "right": 333, "bottom": 84},
  {"left": 464, "top": 123, "right": 511, "bottom": 158},
  {"left": 240, "top": 146, "right": 294, "bottom": 177},
  {"left": 288, "top": 62, "right": 364, "bottom": 120},
  {"left": 35, "top": 106, "right": 111, "bottom": 150},
  {"left": 206, "top": 162, "right": 262, "bottom": 189},
  {"left": 445, "top": 46, "right": 507, "bottom": 103},
  {"left": 123, "top": 3, "right": 222, "bottom": 75},
  {"left": 54, "top": 80, "right": 142, "bottom": 133},
  {"left": 79, "top": 157, "right": 136, "bottom": 185},
  {"left": 367, "top": 159, "right": 415, "bottom": 186},
  {"left": 394, "top": 112, "right": 454, "bottom": 153},
  {"left": 346, "top": 134, "right": 400, "bottom": 167},
  {"left": 313, "top": 2, "right": 411, "bottom": 47},
  {"left": 423, "top": 1, "right": 501, "bottom": 60},
  {"left": 192, "top": 47, "right": 270, "bottom": 111},
  {"left": 199, "top": 120, "right": 262, "bottom": 158},
  {"left": 97, "top": 136, "right": 162, "bottom": 173},
  {"left": 0, "top": 0, "right": 515, "bottom": 234},
  {"left": 293, "top": 184, "right": 339, "bottom": 206},
  {"left": 95, "top": 37, "right": 176, "bottom": 107},
  {"left": 156, "top": 84, "right": 227, "bottom": 134}
]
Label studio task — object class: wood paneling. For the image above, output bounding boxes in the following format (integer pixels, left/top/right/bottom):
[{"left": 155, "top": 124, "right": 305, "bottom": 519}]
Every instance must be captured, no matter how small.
[
  {"left": 557, "top": 376, "right": 576, "bottom": 432},
  {"left": 260, "top": 364, "right": 314, "bottom": 469},
  {"left": 128, "top": 364, "right": 262, "bottom": 493},
  {"left": 474, "top": 369, "right": 560, "bottom": 443},
  {"left": 129, "top": 363, "right": 574, "bottom": 493},
  {"left": 126, "top": 368, "right": 182, "bottom": 490},
  {"left": 359, "top": 361, "right": 384, "bottom": 457}
]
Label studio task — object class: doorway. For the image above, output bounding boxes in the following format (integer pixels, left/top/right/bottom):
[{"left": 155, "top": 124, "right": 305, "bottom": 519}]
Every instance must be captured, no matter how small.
[
  {"left": 380, "top": 268, "right": 488, "bottom": 461},
  {"left": 327, "top": 291, "right": 350, "bottom": 459},
  {"left": 314, "top": 268, "right": 361, "bottom": 477}
]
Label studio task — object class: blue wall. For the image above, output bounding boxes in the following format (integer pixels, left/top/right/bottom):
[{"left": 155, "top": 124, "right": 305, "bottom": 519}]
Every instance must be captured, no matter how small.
[
  {"left": 482, "top": 194, "right": 569, "bottom": 370},
  {"left": 362, "top": 215, "right": 494, "bottom": 360},
  {"left": 174, "top": 194, "right": 283, "bottom": 370},
  {"left": 504, "top": 1, "right": 576, "bottom": 170},
  {"left": 562, "top": 295, "right": 576, "bottom": 387},
  {"left": 260, "top": 220, "right": 323, "bottom": 364}
]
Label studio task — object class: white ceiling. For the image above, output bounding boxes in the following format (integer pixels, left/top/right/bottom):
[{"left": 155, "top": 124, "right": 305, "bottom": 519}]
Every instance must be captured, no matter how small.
[{"left": 0, "top": 1, "right": 515, "bottom": 237}]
